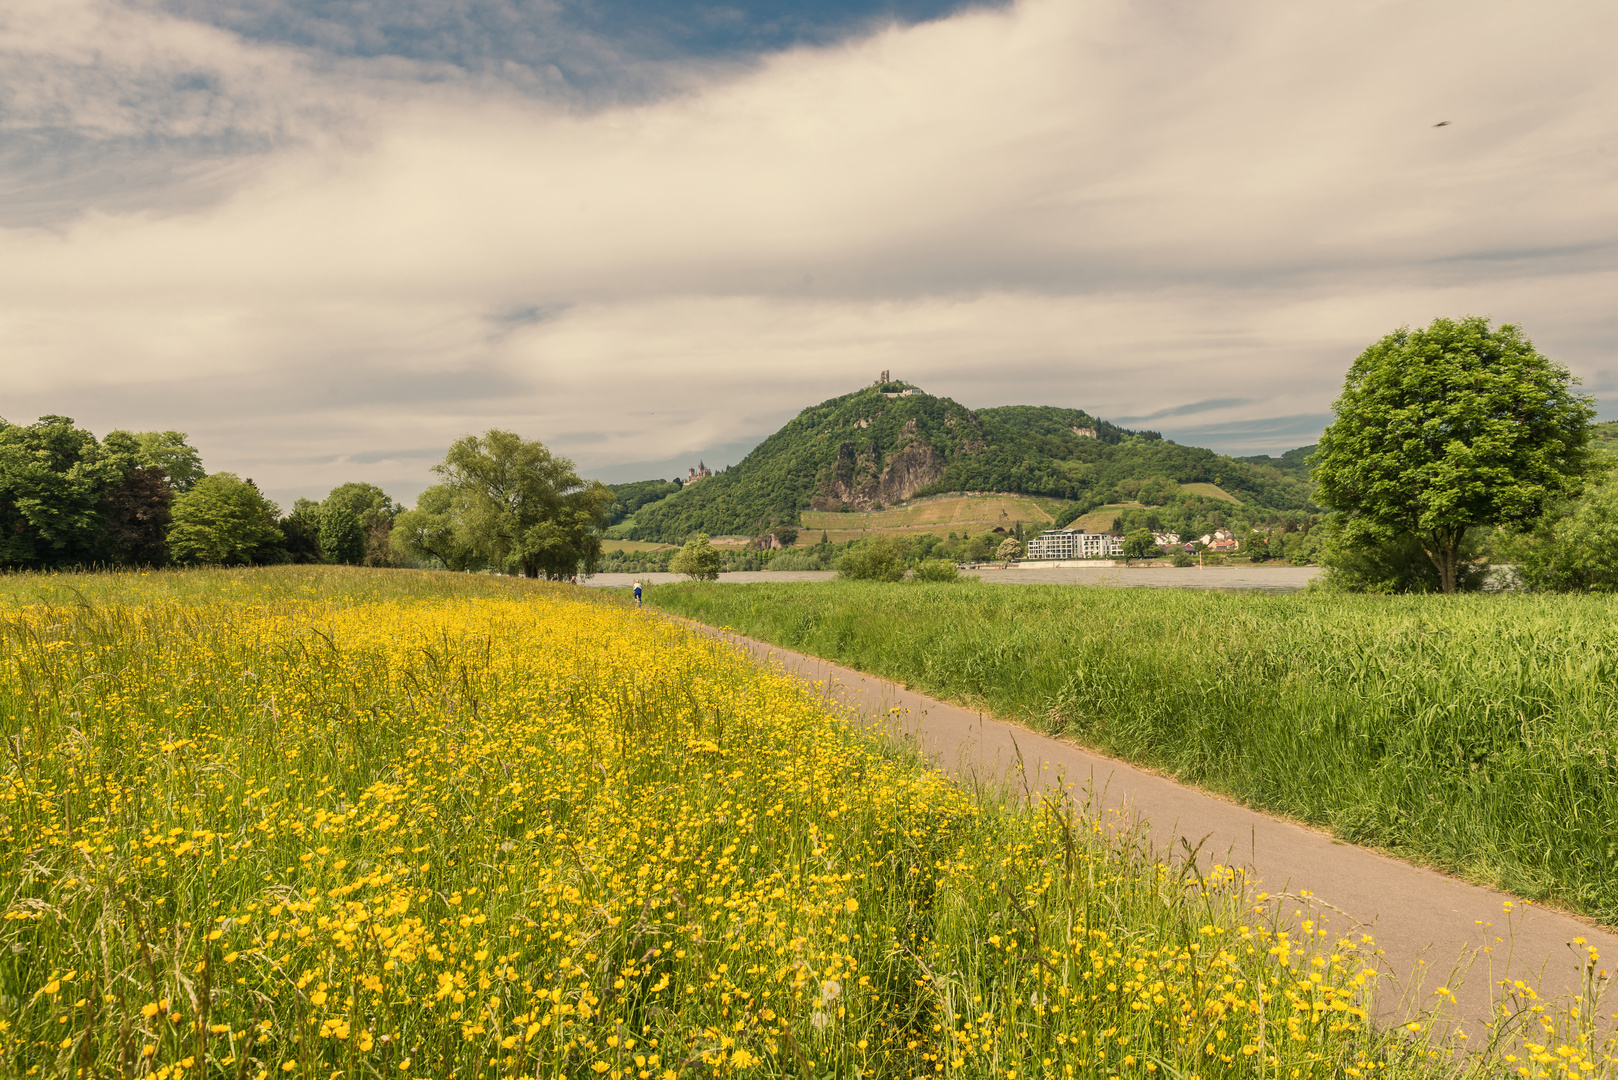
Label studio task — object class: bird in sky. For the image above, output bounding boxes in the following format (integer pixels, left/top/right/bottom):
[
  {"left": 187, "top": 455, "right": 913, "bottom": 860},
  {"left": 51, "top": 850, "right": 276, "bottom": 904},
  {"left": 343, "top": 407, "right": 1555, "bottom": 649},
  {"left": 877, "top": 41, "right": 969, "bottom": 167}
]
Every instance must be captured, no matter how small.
[{"left": 1434, "top": 120, "right": 1452, "bottom": 127}]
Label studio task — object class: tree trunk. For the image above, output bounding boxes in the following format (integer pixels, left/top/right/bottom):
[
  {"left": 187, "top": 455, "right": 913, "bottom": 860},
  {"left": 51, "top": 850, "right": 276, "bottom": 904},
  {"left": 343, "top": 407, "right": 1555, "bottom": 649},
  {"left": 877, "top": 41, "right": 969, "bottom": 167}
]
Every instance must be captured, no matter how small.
[{"left": 1419, "top": 529, "right": 1461, "bottom": 594}]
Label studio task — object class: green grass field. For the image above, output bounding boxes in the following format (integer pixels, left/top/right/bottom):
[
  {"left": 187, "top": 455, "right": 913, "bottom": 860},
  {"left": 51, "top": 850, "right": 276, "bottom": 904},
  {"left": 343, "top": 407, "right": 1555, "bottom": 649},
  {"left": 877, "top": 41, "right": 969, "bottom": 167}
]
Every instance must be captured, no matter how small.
[
  {"left": 800, "top": 494, "right": 1058, "bottom": 543},
  {"left": 1179, "top": 482, "right": 1242, "bottom": 504},
  {"left": 649, "top": 580, "right": 1618, "bottom": 925}
]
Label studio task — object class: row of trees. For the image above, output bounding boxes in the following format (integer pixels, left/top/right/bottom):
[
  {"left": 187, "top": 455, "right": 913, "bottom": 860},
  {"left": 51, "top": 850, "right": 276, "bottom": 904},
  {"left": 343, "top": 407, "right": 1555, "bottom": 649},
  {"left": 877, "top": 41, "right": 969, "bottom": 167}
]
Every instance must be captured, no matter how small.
[
  {"left": 0, "top": 417, "right": 616, "bottom": 576},
  {"left": 0, "top": 413, "right": 429, "bottom": 569},
  {"left": 1, "top": 416, "right": 205, "bottom": 568}
]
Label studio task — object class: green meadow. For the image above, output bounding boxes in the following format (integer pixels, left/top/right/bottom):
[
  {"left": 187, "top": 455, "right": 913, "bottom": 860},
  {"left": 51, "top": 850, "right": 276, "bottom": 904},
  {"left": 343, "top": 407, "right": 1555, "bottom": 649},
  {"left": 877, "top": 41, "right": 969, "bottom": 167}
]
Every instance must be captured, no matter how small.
[{"left": 649, "top": 581, "right": 1618, "bottom": 924}]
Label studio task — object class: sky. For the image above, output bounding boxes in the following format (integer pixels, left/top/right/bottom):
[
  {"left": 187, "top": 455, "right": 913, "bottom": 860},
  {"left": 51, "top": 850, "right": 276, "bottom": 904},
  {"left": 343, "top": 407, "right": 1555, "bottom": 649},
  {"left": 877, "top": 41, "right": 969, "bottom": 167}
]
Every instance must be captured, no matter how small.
[{"left": 3, "top": 0, "right": 1614, "bottom": 505}]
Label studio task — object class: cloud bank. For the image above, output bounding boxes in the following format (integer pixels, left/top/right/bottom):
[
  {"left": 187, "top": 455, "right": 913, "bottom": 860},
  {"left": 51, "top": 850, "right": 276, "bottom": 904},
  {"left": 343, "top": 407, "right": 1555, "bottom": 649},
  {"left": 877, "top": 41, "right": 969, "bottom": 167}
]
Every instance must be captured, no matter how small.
[{"left": 2, "top": 0, "right": 1614, "bottom": 506}]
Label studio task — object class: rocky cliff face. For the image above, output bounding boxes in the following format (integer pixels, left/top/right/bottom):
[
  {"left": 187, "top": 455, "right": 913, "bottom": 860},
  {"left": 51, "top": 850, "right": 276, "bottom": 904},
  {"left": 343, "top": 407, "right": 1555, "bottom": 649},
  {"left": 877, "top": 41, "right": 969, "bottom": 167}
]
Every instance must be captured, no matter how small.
[{"left": 810, "top": 430, "right": 945, "bottom": 511}]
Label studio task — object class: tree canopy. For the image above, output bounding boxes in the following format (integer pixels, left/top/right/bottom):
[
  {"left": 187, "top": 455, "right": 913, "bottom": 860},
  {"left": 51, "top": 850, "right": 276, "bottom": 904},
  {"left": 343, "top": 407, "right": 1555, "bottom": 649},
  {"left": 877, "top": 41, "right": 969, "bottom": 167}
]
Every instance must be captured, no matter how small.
[
  {"left": 391, "top": 484, "right": 479, "bottom": 570},
  {"left": 434, "top": 431, "right": 613, "bottom": 578},
  {"left": 0, "top": 415, "right": 123, "bottom": 568},
  {"left": 167, "top": 473, "right": 285, "bottom": 565},
  {"left": 1313, "top": 317, "right": 1596, "bottom": 593},
  {"left": 105, "top": 429, "right": 206, "bottom": 492},
  {"left": 1121, "top": 528, "right": 1157, "bottom": 563}
]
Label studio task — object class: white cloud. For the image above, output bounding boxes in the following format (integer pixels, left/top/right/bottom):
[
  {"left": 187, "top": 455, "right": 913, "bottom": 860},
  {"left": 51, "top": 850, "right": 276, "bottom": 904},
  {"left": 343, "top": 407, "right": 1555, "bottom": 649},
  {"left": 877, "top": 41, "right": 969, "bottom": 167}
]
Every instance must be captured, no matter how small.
[{"left": 2, "top": 0, "right": 1615, "bottom": 506}]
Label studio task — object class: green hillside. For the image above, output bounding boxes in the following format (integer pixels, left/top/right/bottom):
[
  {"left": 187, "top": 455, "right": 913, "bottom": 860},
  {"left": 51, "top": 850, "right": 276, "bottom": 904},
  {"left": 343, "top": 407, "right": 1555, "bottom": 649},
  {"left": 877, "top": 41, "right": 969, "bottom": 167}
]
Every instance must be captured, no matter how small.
[
  {"left": 1592, "top": 420, "right": 1618, "bottom": 468},
  {"left": 1235, "top": 444, "right": 1317, "bottom": 481},
  {"left": 603, "top": 478, "right": 681, "bottom": 527},
  {"left": 624, "top": 385, "right": 1320, "bottom": 542},
  {"left": 967, "top": 406, "right": 1314, "bottom": 510}
]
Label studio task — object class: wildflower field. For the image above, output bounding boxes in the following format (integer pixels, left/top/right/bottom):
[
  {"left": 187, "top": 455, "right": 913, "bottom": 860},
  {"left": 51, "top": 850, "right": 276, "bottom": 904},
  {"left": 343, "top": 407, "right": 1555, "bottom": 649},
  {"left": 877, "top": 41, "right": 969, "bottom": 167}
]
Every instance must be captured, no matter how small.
[
  {"left": 648, "top": 581, "right": 1618, "bottom": 925},
  {"left": 0, "top": 567, "right": 1594, "bottom": 1079}
]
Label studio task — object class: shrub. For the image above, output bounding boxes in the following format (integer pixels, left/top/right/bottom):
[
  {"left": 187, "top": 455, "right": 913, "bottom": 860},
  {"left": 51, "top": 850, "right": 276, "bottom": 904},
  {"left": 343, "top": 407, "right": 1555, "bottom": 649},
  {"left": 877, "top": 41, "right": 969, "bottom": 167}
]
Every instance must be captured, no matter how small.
[
  {"left": 837, "top": 538, "right": 904, "bottom": 582},
  {"left": 1500, "top": 479, "right": 1618, "bottom": 592},
  {"left": 670, "top": 533, "right": 723, "bottom": 580},
  {"left": 769, "top": 549, "right": 827, "bottom": 571},
  {"left": 911, "top": 558, "right": 960, "bottom": 582}
]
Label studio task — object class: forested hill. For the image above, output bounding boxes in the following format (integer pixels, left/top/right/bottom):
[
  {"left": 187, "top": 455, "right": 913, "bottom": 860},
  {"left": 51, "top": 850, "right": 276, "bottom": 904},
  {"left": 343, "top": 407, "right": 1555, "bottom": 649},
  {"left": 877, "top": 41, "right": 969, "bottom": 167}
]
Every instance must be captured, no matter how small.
[
  {"left": 625, "top": 385, "right": 1317, "bottom": 542},
  {"left": 1235, "top": 445, "right": 1317, "bottom": 480}
]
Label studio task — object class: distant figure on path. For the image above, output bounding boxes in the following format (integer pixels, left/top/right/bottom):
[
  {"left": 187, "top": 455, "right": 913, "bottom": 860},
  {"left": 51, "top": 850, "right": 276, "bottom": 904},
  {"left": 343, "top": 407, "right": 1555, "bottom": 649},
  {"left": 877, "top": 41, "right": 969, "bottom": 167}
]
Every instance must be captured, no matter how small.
[{"left": 633, "top": 581, "right": 643, "bottom": 607}]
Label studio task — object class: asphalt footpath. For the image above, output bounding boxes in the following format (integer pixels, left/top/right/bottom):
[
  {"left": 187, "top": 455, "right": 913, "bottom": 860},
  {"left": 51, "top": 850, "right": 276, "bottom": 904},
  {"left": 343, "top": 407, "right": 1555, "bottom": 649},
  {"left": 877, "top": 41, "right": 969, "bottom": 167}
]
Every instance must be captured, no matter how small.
[{"left": 693, "top": 623, "right": 1618, "bottom": 1034}]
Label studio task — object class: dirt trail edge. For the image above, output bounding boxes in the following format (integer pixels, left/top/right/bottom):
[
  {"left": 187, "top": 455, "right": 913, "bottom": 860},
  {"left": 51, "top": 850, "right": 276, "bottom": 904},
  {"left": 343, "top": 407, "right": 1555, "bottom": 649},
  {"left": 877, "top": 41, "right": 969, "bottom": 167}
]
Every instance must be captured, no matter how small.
[{"left": 694, "top": 622, "right": 1618, "bottom": 1032}]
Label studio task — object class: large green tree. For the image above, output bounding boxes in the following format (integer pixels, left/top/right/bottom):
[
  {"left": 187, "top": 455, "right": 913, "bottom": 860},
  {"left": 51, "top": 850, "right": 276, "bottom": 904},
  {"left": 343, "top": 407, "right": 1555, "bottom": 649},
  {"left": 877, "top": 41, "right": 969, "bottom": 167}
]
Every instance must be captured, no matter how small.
[
  {"left": 0, "top": 415, "right": 122, "bottom": 568},
  {"left": 168, "top": 473, "right": 285, "bottom": 565},
  {"left": 1120, "top": 529, "right": 1157, "bottom": 563},
  {"left": 1313, "top": 317, "right": 1596, "bottom": 593},
  {"left": 318, "top": 505, "right": 366, "bottom": 565},
  {"left": 317, "top": 482, "right": 400, "bottom": 566},
  {"left": 434, "top": 432, "right": 612, "bottom": 579},
  {"left": 391, "top": 484, "right": 480, "bottom": 570},
  {"left": 104, "top": 429, "right": 205, "bottom": 492}
]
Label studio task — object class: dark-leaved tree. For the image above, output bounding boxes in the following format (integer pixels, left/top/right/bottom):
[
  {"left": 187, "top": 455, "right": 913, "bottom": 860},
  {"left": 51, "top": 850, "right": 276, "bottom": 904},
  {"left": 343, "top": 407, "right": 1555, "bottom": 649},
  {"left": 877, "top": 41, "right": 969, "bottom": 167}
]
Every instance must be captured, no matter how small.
[
  {"left": 279, "top": 499, "right": 325, "bottom": 564},
  {"left": 97, "top": 465, "right": 174, "bottom": 566}
]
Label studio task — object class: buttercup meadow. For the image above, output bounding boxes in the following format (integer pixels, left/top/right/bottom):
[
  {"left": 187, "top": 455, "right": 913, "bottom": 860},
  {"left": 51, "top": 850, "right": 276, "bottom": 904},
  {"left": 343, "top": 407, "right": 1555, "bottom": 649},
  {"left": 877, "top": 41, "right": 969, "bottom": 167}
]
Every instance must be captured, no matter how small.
[{"left": 0, "top": 567, "right": 1611, "bottom": 1078}]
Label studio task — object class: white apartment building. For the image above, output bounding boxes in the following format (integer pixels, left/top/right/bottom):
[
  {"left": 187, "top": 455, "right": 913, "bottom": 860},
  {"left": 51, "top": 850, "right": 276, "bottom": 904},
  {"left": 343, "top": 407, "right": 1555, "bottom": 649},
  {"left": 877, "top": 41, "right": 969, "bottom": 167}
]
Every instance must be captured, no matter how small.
[{"left": 1024, "top": 528, "right": 1124, "bottom": 560}]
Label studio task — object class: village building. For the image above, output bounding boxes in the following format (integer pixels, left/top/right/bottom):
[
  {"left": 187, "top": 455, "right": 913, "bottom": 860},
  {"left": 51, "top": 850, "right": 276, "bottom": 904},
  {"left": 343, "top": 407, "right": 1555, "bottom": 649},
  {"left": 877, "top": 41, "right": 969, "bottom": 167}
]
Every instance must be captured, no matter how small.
[{"left": 1024, "top": 528, "right": 1124, "bottom": 560}]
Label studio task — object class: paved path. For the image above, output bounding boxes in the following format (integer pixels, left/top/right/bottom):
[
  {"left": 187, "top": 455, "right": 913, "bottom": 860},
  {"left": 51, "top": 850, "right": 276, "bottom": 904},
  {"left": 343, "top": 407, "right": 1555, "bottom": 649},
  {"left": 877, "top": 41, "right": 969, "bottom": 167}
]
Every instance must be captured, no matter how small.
[{"left": 695, "top": 623, "right": 1618, "bottom": 1032}]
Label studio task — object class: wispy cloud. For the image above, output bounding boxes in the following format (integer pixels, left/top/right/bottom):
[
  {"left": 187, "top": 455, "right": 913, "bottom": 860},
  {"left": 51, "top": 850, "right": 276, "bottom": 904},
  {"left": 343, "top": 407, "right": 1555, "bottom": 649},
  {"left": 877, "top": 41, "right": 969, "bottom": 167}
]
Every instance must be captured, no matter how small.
[{"left": 1115, "top": 399, "right": 1258, "bottom": 425}]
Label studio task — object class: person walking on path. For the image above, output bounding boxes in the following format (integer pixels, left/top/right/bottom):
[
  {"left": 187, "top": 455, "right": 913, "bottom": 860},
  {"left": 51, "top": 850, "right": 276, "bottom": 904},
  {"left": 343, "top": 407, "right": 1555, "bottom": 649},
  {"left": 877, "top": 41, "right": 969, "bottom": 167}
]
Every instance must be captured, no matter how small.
[{"left": 633, "top": 581, "right": 643, "bottom": 607}]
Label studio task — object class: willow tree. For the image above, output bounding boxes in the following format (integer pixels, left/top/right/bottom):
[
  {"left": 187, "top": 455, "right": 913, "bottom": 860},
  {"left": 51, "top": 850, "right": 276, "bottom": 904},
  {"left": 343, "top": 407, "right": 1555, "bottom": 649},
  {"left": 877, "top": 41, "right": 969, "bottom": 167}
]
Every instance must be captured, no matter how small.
[
  {"left": 1313, "top": 317, "right": 1596, "bottom": 593},
  {"left": 434, "top": 431, "right": 612, "bottom": 579}
]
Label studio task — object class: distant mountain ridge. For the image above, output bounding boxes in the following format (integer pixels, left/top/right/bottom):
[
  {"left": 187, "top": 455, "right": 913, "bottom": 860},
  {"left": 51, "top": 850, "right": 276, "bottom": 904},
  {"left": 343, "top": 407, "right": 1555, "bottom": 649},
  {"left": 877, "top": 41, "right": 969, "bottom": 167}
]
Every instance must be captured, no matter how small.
[{"left": 619, "top": 384, "right": 1318, "bottom": 542}]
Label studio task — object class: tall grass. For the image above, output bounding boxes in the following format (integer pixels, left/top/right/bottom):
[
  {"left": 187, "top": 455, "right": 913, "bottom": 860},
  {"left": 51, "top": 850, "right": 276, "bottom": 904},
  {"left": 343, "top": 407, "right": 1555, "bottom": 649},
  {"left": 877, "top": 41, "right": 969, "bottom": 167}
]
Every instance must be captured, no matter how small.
[
  {"left": 0, "top": 566, "right": 1467, "bottom": 1078},
  {"left": 648, "top": 581, "right": 1618, "bottom": 923}
]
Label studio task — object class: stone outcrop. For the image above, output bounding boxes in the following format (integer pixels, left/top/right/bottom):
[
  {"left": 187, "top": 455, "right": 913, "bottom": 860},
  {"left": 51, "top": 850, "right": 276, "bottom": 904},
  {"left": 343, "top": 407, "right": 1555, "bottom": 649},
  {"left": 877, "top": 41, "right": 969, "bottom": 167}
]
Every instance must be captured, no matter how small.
[{"left": 810, "top": 437, "right": 945, "bottom": 511}]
